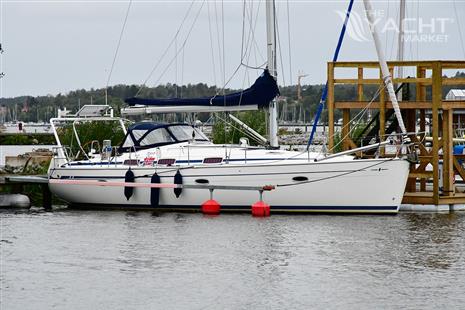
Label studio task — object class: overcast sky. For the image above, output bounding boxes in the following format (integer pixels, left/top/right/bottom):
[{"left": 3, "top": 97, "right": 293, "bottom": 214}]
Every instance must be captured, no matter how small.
[{"left": 1, "top": 0, "right": 464, "bottom": 98}]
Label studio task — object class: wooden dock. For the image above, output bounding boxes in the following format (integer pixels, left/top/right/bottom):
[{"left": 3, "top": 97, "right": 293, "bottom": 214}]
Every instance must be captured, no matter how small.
[
  {"left": 0, "top": 175, "right": 51, "bottom": 210},
  {"left": 327, "top": 60, "right": 465, "bottom": 209}
]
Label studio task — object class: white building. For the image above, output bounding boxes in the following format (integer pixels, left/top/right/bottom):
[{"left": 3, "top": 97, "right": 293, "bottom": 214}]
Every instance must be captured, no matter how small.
[{"left": 446, "top": 89, "right": 465, "bottom": 100}]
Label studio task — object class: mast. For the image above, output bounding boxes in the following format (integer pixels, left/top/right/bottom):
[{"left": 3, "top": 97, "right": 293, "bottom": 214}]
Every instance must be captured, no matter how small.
[
  {"left": 396, "top": 0, "right": 406, "bottom": 101},
  {"left": 266, "top": 0, "right": 279, "bottom": 148},
  {"left": 363, "top": 0, "right": 407, "bottom": 135}
]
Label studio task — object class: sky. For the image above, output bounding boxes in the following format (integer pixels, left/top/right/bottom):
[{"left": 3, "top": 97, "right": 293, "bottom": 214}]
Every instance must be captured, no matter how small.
[{"left": 1, "top": 0, "right": 465, "bottom": 98}]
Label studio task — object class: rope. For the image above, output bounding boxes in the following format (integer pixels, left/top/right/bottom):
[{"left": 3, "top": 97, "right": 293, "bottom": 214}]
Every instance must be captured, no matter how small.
[
  {"left": 135, "top": 0, "right": 197, "bottom": 97},
  {"left": 106, "top": 0, "right": 132, "bottom": 89}
]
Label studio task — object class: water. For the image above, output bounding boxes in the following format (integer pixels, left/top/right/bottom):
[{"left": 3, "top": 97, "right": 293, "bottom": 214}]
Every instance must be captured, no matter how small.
[{"left": 1, "top": 209, "right": 465, "bottom": 310}]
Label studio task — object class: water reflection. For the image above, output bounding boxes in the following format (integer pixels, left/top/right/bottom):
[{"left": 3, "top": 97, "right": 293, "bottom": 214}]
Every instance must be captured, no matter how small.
[
  {"left": 402, "top": 213, "right": 463, "bottom": 270},
  {"left": 2, "top": 210, "right": 465, "bottom": 310}
]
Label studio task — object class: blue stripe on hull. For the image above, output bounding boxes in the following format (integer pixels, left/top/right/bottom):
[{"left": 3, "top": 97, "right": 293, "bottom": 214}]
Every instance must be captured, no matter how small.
[{"left": 70, "top": 203, "right": 398, "bottom": 213}]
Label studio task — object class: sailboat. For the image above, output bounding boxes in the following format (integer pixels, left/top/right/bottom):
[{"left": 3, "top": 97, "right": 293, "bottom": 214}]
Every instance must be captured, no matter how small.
[{"left": 47, "top": 0, "right": 411, "bottom": 213}]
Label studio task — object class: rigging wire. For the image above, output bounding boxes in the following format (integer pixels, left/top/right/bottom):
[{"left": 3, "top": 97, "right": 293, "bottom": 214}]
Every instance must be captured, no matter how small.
[
  {"left": 307, "top": 0, "right": 355, "bottom": 148},
  {"left": 215, "top": 113, "right": 267, "bottom": 146},
  {"left": 207, "top": 2, "right": 218, "bottom": 87},
  {"left": 286, "top": 0, "right": 293, "bottom": 85},
  {"left": 384, "top": 0, "right": 390, "bottom": 56},
  {"left": 0, "top": 0, "right": 3, "bottom": 87},
  {"left": 327, "top": 85, "right": 385, "bottom": 154},
  {"left": 416, "top": 0, "right": 419, "bottom": 60},
  {"left": 242, "top": 0, "right": 265, "bottom": 65},
  {"left": 151, "top": 1, "right": 206, "bottom": 88},
  {"left": 276, "top": 157, "right": 396, "bottom": 188},
  {"left": 214, "top": 1, "right": 224, "bottom": 84},
  {"left": 105, "top": 0, "right": 132, "bottom": 94},
  {"left": 221, "top": 0, "right": 227, "bottom": 141},
  {"left": 181, "top": 45, "right": 185, "bottom": 98},
  {"left": 241, "top": 0, "right": 265, "bottom": 69},
  {"left": 452, "top": 0, "right": 465, "bottom": 58},
  {"left": 241, "top": 0, "right": 247, "bottom": 62},
  {"left": 388, "top": 3, "right": 400, "bottom": 60},
  {"left": 275, "top": 5, "right": 287, "bottom": 87},
  {"left": 175, "top": 37, "right": 178, "bottom": 97},
  {"left": 221, "top": 0, "right": 226, "bottom": 96},
  {"left": 230, "top": 0, "right": 261, "bottom": 142},
  {"left": 209, "top": 0, "right": 265, "bottom": 103},
  {"left": 135, "top": 0, "right": 196, "bottom": 97},
  {"left": 406, "top": 1, "right": 415, "bottom": 76}
]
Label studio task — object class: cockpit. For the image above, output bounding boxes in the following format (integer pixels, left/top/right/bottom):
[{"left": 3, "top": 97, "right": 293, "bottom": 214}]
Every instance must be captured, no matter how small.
[{"left": 119, "top": 123, "right": 209, "bottom": 152}]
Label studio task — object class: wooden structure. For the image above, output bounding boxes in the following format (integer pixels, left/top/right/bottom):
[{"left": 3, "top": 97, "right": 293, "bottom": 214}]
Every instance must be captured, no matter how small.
[
  {"left": 327, "top": 60, "right": 465, "bottom": 206},
  {"left": 0, "top": 175, "right": 52, "bottom": 210}
]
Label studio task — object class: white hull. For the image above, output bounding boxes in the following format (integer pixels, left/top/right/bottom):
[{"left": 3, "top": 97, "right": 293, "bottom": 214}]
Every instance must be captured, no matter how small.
[{"left": 49, "top": 158, "right": 409, "bottom": 213}]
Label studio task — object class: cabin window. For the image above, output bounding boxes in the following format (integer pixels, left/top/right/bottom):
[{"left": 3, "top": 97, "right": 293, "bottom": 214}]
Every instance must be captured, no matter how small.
[
  {"left": 140, "top": 128, "right": 174, "bottom": 146},
  {"left": 132, "top": 129, "right": 148, "bottom": 141},
  {"left": 169, "top": 125, "right": 208, "bottom": 142},
  {"left": 122, "top": 136, "right": 135, "bottom": 148}
]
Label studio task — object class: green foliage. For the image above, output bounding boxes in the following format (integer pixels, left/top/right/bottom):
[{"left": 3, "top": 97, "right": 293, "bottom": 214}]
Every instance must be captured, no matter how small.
[
  {"left": 212, "top": 111, "right": 266, "bottom": 145},
  {"left": 58, "top": 121, "right": 125, "bottom": 159},
  {"left": 1, "top": 70, "right": 464, "bottom": 125},
  {"left": 332, "top": 123, "right": 368, "bottom": 153},
  {"left": 278, "top": 127, "right": 290, "bottom": 135},
  {"left": 0, "top": 83, "right": 224, "bottom": 123}
]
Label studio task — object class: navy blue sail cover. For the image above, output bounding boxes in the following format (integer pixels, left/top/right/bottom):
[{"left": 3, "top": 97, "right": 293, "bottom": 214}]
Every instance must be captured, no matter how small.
[{"left": 125, "top": 69, "right": 279, "bottom": 108}]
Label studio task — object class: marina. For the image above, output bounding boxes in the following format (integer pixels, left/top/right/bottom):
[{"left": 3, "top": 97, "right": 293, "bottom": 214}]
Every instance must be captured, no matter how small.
[{"left": 2, "top": 0, "right": 465, "bottom": 308}]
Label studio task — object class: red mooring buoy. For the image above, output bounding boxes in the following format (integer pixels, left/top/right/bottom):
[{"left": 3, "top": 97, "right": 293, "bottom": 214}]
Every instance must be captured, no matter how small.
[
  {"left": 201, "top": 199, "right": 221, "bottom": 215},
  {"left": 251, "top": 201, "right": 270, "bottom": 217}
]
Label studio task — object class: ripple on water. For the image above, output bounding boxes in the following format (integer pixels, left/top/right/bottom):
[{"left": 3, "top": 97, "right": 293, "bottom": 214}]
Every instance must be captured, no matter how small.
[{"left": 1, "top": 210, "right": 465, "bottom": 310}]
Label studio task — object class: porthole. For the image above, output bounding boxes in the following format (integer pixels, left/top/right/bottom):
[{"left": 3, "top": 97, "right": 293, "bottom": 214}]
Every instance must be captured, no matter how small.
[{"left": 292, "top": 176, "right": 308, "bottom": 182}]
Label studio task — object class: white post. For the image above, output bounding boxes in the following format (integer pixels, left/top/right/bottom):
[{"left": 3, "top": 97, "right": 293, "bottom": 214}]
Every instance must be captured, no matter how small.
[
  {"left": 266, "top": 0, "right": 279, "bottom": 148},
  {"left": 363, "top": 0, "right": 407, "bottom": 135},
  {"left": 396, "top": 0, "right": 406, "bottom": 101}
]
